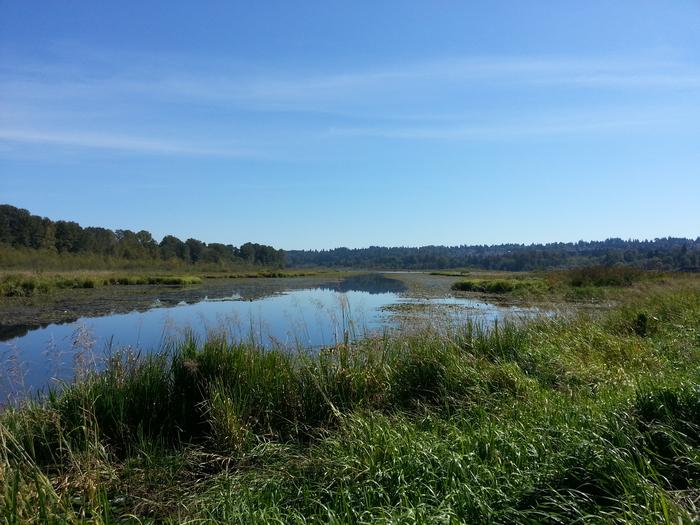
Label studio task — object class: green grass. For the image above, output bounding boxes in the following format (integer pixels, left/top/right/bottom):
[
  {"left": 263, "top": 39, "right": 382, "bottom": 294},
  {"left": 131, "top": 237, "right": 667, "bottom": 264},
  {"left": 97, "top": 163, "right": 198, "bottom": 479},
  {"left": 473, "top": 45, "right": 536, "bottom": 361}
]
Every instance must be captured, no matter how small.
[
  {"left": 449, "top": 267, "right": 677, "bottom": 303},
  {"left": 558, "top": 266, "right": 651, "bottom": 288},
  {"left": 451, "top": 277, "right": 547, "bottom": 294},
  {"left": 429, "top": 270, "right": 471, "bottom": 277},
  {"left": 1, "top": 285, "right": 700, "bottom": 523},
  {"left": 0, "top": 273, "right": 204, "bottom": 297},
  {"left": 0, "top": 270, "right": 328, "bottom": 298},
  {"left": 202, "top": 270, "right": 321, "bottom": 279}
]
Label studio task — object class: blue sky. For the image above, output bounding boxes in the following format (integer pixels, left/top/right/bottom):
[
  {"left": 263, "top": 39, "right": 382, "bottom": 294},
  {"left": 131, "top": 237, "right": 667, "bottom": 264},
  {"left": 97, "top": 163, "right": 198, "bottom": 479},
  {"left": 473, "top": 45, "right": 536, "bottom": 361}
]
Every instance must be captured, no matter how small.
[{"left": 1, "top": 1, "right": 699, "bottom": 249}]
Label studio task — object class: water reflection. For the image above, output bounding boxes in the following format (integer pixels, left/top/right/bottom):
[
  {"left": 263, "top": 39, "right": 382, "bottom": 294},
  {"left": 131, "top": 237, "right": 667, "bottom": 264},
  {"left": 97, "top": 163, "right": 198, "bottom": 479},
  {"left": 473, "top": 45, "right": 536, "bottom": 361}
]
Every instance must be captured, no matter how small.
[
  {"left": 330, "top": 274, "right": 407, "bottom": 294},
  {"left": 0, "top": 275, "right": 545, "bottom": 402}
]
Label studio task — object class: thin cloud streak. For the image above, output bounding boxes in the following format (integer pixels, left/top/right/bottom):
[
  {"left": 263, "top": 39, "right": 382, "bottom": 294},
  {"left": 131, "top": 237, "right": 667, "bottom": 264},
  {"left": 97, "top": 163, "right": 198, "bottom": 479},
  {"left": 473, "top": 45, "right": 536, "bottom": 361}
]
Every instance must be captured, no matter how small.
[
  {"left": 1, "top": 52, "right": 699, "bottom": 156},
  {"left": 328, "top": 108, "right": 699, "bottom": 141},
  {"left": 2, "top": 54, "right": 699, "bottom": 111},
  {"left": 0, "top": 128, "right": 249, "bottom": 157}
]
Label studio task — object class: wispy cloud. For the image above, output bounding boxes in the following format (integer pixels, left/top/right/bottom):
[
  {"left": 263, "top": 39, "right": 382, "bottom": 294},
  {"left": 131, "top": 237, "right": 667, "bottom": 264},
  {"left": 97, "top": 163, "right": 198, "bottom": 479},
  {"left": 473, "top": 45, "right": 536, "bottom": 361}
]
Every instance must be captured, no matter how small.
[
  {"left": 0, "top": 128, "right": 248, "bottom": 157},
  {"left": 140, "top": 57, "right": 700, "bottom": 107},
  {"left": 1, "top": 49, "right": 699, "bottom": 155},
  {"left": 327, "top": 106, "right": 695, "bottom": 141},
  {"left": 3, "top": 53, "right": 699, "bottom": 110}
]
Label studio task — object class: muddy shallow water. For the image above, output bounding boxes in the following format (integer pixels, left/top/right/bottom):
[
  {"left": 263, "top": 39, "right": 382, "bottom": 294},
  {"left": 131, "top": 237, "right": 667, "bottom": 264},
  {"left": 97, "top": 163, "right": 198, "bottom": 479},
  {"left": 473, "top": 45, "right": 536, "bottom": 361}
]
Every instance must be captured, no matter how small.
[{"left": 0, "top": 273, "right": 548, "bottom": 401}]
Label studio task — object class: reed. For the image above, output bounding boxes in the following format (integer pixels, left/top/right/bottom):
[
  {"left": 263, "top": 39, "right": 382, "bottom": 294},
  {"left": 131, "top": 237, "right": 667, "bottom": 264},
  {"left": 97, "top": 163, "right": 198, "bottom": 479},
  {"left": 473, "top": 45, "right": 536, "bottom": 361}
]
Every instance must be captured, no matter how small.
[
  {"left": 451, "top": 277, "right": 546, "bottom": 294},
  {"left": 1, "top": 288, "right": 699, "bottom": 523}
]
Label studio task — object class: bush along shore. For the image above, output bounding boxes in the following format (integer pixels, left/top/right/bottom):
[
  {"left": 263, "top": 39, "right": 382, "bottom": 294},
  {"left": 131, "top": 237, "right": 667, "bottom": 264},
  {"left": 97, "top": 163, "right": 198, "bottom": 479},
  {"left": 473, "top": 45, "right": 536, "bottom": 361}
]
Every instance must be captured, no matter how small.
[{"left": 1, "top": 286, "right": 700, "bottom": 523}]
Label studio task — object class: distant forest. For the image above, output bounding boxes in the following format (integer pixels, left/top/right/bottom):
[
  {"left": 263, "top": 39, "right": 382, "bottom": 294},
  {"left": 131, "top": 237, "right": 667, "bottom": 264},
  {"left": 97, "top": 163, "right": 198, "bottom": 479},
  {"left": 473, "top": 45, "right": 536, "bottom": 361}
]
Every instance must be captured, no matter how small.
[
  {"left": 2, "top": 204, "right": 698, "bottom": 272},
  {"left": 0, "top": 204, "right": 285, "bottom": 268},
  {"left": 287, "top": 239, "right": 700, "bottom": 272}
]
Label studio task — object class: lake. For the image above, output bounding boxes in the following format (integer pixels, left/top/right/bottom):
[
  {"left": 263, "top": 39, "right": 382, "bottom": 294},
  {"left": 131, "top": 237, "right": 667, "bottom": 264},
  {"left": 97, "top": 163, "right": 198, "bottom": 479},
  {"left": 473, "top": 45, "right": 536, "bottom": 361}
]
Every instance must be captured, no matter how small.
[{"left": 0, "top": 274, "right": 544, "bottom": 402}]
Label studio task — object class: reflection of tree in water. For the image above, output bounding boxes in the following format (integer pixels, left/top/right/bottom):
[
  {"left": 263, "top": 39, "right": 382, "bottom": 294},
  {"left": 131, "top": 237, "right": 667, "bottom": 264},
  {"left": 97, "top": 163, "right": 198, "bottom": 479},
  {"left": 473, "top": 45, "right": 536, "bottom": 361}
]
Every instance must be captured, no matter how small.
[
  {"left": 0, "top": 324, "right": 35, "bottom": 341},
  {"left": 332, "top": 274, "right": 407, "bottom": 294}
]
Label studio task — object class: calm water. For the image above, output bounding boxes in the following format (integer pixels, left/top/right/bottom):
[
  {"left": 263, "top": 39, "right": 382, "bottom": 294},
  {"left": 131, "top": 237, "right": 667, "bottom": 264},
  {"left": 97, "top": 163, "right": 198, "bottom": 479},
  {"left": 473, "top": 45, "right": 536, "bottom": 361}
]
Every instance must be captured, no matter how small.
[{"left": 0, "top": 277, "right": 543, "bottom": 401}]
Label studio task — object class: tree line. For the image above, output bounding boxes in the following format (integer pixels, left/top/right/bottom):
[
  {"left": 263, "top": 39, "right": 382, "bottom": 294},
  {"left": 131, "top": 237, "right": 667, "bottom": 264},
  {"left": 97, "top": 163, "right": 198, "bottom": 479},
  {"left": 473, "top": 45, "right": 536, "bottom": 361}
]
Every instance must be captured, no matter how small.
[
  {"left": 2, "top": 204, "right": 698, "bottom": 272},
  {"left": 0, "top": 204, "right": 285, "bottom": 268},
  {"left": 286, "top": 238, "right": 700, "bottom": 271}
]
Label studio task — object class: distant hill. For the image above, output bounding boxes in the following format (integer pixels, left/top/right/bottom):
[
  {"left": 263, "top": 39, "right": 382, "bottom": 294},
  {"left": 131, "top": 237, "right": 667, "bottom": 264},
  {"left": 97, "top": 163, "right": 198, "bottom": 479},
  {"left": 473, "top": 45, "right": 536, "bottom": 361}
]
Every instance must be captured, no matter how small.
[{"left": 286, "top": 238, "right": 700, "bottom": 271}]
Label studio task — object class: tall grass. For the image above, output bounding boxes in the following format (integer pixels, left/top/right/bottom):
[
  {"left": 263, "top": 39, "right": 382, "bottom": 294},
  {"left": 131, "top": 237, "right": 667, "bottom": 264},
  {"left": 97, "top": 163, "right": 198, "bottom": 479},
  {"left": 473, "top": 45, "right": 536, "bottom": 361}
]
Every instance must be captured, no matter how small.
[
  {"left": 1, "top": 288, "right": 699, "bottom": 523},
  {"left": 450, "top": 267, "right": 674, "bottom": 303},
  {"left": 451, "top": 277, "right": 546, "bottom": 294},
  {"left": 551, "top": 265, "right": 656, "bottom": 288}
]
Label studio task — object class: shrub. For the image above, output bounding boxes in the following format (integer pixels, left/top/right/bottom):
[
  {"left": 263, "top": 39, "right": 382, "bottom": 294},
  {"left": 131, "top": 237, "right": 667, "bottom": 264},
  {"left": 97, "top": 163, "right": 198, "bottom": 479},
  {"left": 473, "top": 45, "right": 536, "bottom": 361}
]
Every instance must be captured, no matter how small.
[
  {"left": 563, "top": 266, "right": 648, "bottom": 288},
  {"left": 451, "top": 278, "right": 544, "bottom": 294}
]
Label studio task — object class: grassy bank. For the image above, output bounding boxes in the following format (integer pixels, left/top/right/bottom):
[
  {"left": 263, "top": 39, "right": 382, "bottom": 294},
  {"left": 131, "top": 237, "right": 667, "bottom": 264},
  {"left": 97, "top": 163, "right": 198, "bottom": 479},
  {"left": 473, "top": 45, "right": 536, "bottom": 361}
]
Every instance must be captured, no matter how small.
[
  {"left": 0, "top": 273, "right": 203, "bottom": 298},
  {"left": 1, "top": 285, "right": 700, "bottom": 523},
  {"left": 0, "top": 270, "right": 325, "bottom": 298},
  {"left": 202, "top": 270, "right": 321, "bottom": 279},
  {"left": 451, "top": 277, "right": 546, "bottom": 294},
  {"left": 450, "top": 266, "right": 673, "bottom": 302}
]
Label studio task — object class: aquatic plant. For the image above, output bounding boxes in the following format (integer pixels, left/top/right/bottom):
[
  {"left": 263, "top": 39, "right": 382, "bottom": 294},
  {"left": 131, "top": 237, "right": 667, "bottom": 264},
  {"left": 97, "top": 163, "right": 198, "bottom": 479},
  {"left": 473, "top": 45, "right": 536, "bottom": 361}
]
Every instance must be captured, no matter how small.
[{"left": 1, "top": 286, "right": 699, "bottom": 523}]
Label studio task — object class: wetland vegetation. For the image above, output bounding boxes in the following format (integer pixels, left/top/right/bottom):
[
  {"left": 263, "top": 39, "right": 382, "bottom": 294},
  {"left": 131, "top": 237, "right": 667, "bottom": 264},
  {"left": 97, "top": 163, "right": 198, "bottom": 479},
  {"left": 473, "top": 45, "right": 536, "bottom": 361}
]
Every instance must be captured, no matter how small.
[
  {"left": 1, "top": 271, "right": 699, "bottom": 523},
  {"left": 0, "top": 273, "right": 203, "bottom": 298},
  {"left": 449, "top": 266, "right": 678, "bottom": 303},
  {"left": 0, "top": 270, "right": 324, "bottom": 299},
  {"left": 3, "top": 1, "right": 699, "bottom": 522},
  {"left": 452, "top": 277, "right": 546, "bottom": 294}
]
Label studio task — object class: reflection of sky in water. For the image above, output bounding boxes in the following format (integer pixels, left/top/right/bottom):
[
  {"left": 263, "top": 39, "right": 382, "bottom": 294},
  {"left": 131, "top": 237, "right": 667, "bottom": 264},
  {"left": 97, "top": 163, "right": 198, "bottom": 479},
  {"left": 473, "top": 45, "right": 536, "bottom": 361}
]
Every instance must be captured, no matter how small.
[{"left": 1, "top": 288, "right": 544, "bottom": 401}]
